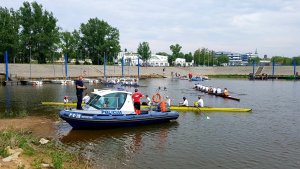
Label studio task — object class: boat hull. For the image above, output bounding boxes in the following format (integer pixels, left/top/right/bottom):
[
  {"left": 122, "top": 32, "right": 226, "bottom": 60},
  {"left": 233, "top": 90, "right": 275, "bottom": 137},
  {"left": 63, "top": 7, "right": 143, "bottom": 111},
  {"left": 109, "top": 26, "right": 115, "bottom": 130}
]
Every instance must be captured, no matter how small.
[
  {"left": 59, "top": 110, "right": 179, "bottom": 129},
  {"left": 195, "top": 88, "right": 240, "bottom": 101}
]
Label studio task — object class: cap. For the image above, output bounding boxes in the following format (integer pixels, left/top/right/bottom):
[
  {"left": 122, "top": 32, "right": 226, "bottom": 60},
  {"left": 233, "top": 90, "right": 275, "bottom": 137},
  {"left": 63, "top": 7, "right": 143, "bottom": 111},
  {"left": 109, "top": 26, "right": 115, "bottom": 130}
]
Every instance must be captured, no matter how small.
[
  {"left": 183, "top": 97, "right": 186, "bottom": 100},
  {"left": 166, "top": 96, "right": 169, "bottom": 98}
]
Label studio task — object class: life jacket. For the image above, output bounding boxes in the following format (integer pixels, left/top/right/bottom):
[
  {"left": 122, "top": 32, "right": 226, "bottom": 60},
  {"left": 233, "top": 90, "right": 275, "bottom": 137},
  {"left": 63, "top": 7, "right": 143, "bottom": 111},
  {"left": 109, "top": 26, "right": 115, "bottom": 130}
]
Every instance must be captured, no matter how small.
[{"left": 160, "top": 101, "right": 166, "bottom": 112}]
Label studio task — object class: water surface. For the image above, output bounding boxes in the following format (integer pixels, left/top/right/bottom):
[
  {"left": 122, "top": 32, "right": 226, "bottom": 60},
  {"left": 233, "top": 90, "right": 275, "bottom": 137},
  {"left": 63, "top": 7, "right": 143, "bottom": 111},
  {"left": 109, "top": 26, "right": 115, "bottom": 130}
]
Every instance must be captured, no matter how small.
[{"left": 1, "top": 79, "right": 299, "bottom": 169}]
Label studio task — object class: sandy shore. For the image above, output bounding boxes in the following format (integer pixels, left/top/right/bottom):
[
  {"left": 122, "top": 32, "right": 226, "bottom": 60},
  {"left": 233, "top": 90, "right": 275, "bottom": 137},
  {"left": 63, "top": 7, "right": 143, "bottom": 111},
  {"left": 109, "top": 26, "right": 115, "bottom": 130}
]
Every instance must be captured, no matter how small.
[
  {"left": 0, "top": 64, "right": 298, "bottom": 80},
  {"left": 0, "top": 116, "right": 56, "bottom": 138}
]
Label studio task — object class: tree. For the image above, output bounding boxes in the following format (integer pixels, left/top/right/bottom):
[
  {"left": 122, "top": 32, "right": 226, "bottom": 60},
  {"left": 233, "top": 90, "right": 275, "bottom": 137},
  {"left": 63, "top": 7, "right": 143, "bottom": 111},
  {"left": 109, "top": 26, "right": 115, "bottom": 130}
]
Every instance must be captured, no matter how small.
[
  {"left": 137, "top": 42, "right": 151, "bottom": 64},
  {"left": 59, "top": 31, "right": 76, "bottom": 62},
  {"left": 248, "top": 56, "right": 261, "bottom": 65},
  {"left": 184, "top": 52, "right": 193, "bottom": 62},
  {"left": 0, "top": 7, "right": 20, "bottom": 63},
  {"left": 19, "top": 1, "right": 60, "bottom": 63},
  {"left": 194, "top": 48, "right": 213, "bottom": 66},
  {"left": 169, "top": 44, "right": 182, "bottom": 65},
  {"left": 156, "top": 52, "right": 169, "bottom": 56},
  {"left": 80, "top": 18, "right": 120, "bottom": 65},
  {"left": 216, "top": 55, "right": 229, "bottom": 65}
]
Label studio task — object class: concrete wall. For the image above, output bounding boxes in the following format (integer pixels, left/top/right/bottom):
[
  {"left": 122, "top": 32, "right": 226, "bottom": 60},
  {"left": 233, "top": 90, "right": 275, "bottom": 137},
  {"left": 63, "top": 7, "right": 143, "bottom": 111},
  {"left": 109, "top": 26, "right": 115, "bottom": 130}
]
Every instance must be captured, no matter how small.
[{"left": 0, "top": 64, "right": 298, "bottom": 79}]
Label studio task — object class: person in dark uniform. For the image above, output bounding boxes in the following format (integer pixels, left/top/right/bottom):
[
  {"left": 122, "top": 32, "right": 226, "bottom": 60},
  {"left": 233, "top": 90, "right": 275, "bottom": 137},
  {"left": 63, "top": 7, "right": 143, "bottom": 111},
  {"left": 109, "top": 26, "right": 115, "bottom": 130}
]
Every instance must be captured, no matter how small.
[{"left": 75, "top": 75, "right": 87, "bottom": 110}]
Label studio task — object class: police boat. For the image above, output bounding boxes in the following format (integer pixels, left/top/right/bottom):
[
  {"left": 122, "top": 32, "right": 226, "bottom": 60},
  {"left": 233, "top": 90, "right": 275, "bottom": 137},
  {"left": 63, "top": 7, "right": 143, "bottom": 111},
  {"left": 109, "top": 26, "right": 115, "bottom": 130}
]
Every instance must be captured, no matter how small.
[{"left": 59, "top": 89, "right": 179, "bottom": 129}]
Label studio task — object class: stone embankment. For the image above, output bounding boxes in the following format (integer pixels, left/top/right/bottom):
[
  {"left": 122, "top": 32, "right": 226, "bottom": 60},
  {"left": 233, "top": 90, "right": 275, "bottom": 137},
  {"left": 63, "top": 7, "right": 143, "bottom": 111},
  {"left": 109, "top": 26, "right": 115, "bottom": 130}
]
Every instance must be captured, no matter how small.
[{"left": 0, "top": 64, "right": 298, "bottom": 80}]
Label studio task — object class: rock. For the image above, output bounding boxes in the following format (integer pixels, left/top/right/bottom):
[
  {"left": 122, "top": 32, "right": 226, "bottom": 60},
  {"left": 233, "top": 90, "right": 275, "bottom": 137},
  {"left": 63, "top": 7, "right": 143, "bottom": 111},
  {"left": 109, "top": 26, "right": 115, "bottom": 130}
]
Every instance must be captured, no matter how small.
[
  {"left": 2, "top": 151, "right": 21, "bottom": 162},
  {"left": 41, "top": 163, "right": 54, "bottom": 168},
  {"left": 39, "top": 138, "right": 49, "bottom": 145},
  {"left": 5, "top": 146, "right": 23, "bottom": 155}
]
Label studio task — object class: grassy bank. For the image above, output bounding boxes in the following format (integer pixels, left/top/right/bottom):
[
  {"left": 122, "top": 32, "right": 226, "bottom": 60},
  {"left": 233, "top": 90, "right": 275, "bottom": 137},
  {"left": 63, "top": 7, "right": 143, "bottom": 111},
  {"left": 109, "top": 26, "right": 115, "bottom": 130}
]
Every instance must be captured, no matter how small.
[
  {"left": 208, "top": 74, "right": 249, "bottom": 79},
  {"left": 0, "top": 129, "right": 89, "bottom": 169}
]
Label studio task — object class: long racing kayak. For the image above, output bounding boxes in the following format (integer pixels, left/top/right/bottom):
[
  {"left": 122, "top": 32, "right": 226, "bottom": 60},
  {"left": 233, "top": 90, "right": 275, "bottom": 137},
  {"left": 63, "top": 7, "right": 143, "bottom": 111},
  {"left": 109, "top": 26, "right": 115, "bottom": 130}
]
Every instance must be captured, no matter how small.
[{"left": 41, "top": 102, "right": 251, "bottom": 112}]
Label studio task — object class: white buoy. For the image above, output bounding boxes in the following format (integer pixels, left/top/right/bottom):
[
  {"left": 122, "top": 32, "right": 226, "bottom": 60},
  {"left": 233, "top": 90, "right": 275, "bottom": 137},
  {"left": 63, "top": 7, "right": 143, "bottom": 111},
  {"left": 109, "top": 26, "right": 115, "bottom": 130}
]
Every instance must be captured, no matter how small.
[{"left": 207, "top": 116, "right": 210, "bottom": 119}]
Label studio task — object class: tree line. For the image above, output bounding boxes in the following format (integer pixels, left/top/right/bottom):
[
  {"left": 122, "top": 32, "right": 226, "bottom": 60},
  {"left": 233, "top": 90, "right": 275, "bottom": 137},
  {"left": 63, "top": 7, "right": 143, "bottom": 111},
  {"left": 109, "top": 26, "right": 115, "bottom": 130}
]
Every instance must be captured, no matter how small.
[{"left": 0, "top": 1, "right": 120, "bottom": 64}]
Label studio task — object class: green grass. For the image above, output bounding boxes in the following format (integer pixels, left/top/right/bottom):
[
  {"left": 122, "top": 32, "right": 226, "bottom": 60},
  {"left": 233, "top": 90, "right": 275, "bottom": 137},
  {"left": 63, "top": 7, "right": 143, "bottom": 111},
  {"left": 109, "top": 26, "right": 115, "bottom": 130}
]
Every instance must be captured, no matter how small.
[
  {"left": 0, "top": 110, "right": 28, "bottom": 119},
  {"left": 208, "top": 74, "right": 249, "bottom": 79}
]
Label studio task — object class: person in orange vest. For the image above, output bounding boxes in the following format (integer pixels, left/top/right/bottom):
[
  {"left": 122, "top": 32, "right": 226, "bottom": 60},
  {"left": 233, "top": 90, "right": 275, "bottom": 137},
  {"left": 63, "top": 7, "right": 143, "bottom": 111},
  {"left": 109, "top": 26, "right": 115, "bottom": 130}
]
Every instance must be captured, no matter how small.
[{"left": 132, "top": 88, "right": 143, "bottom": 114}]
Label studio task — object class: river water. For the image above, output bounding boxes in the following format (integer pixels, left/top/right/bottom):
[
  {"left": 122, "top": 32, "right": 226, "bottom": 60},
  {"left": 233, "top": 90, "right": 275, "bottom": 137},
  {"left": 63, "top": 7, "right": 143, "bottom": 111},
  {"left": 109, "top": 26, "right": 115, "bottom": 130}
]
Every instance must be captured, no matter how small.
[{"left": 0, "top": 79, "right": 300, "bottom": 169}]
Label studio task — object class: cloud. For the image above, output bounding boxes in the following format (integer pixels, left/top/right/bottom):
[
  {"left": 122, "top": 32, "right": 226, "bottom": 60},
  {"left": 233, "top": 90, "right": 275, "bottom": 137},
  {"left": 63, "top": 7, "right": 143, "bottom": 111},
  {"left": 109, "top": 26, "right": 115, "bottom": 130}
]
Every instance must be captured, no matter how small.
[{"left": 1, "top": 0, "right": 300, "bottom": 56}]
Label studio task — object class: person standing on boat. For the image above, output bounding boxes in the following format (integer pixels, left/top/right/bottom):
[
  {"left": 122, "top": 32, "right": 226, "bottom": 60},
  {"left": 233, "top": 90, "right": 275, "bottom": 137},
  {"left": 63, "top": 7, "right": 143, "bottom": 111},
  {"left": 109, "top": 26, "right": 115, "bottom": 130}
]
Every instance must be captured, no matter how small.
[
  {"left": 75, "top": 75, "right": 87, "bottom": 110},
  {"left": 132, "top": 88, "right": 143, "bottom": 114}
]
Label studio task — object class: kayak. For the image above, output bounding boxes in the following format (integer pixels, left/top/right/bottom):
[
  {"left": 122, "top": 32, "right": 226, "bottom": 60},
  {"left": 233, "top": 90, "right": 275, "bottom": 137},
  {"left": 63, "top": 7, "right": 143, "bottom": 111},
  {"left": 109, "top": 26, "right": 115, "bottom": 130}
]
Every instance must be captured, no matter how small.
[
  {"left": 162, "top": 106, "right": 251, "bottom": 112},
  {"left": 41, "top": 102, "right": 251, "bottom": 112}
]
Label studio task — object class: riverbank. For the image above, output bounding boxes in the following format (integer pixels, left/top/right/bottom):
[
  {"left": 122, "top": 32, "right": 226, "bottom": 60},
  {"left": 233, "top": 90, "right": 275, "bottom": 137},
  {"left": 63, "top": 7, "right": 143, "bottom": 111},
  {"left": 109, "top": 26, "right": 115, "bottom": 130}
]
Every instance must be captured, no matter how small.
[
  {"left": 0, "top": 64, "right": 298, "bottom": 80},
  {"left": 0, "top": 117, "right": 89, "bottom": 169}
]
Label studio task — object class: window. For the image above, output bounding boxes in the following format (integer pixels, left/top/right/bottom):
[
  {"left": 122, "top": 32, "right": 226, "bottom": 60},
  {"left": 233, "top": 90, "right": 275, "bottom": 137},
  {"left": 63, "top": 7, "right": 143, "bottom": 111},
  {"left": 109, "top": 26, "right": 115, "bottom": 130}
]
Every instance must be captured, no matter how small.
[{"left": 87, "top": 93, "right": 127, "bottom": 110}]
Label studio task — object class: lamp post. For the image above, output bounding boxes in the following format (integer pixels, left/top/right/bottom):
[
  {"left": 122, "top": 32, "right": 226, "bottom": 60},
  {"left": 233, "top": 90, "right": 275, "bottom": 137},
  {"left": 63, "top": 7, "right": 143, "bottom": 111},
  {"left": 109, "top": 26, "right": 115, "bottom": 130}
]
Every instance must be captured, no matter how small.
[
  {"left": 29, "top": 45, "right": 32, "bottom": 80},
  {"left": 29, "top": 30, "right": 33, "bottom": 80},
  {"left": 104, "top": 52, "right": 106, "bottom": 81}
]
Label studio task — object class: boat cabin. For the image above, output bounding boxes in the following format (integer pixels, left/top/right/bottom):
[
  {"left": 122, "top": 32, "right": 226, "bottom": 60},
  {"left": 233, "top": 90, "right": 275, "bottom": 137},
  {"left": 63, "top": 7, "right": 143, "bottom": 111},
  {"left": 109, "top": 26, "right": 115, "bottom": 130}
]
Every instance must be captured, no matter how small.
[{"left": 84, "top": 89, "right": 135, "bottom": 114}]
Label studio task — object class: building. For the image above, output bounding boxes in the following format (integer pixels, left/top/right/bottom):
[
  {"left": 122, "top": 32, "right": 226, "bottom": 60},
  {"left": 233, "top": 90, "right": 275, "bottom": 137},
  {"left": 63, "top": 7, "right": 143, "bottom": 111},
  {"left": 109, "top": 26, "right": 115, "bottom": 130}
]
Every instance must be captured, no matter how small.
[
  {"left": 116, "top": 52, "right": 169, "bottom": 66},
  {"left": 215, "top": 50, "right": 259, "bottom": 66},
  {"left": 148, "top": 55, "right": 169, "bottom": 67},
  {"left": 228, "top": 53, "right": 242, "bottom": 66},
  {"left": 174, "top": 58, "right": 186, "bottom": 66}
]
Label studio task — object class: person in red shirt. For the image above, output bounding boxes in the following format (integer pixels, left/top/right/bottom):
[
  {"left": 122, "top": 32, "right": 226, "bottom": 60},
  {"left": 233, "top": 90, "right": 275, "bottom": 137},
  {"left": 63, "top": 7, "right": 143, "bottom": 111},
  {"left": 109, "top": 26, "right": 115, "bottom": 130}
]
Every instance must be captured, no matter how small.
[{"left": 132, "top": 88, "right": 143, "bottom": 114}]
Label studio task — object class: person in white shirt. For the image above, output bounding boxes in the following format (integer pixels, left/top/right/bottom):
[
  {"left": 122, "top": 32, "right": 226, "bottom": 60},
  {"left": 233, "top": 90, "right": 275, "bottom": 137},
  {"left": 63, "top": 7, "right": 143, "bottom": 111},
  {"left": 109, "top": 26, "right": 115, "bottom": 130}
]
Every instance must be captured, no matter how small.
[
  {"left": 205, "top": 86, "right": 209, "bottom": 92},
  {"left": 166, "top": 96, "right": 171, "bottom": 106},
  {"left": 213, "top": 87, "right": 217, "bottom": 94},
  {"left": 181, "top": 97, "right": 188, "bottom": 106},
  {"left": 146, "top": 95, "right": 152, "bottom": 106},
  {"left": 197, "top": 96, "right": 204, "bottom": 107},
  {"left": 64, "top": 96, "right": 69, "bottom": 104},
  {"left": 82, "top": 93, "right": 90, "bottom": 104},
  {"left": 216, "top": 87, "right": 222, "bottom": 94}
]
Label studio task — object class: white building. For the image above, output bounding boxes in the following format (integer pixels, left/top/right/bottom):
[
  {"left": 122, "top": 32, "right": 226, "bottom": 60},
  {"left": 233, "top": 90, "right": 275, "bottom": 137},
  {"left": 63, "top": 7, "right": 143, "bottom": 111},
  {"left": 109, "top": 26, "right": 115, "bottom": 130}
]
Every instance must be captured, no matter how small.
[
  {"left": 228, "top": 53, "right": 242, "bottom": 66},
  {"left": 148, "top": 55, "right": 169, "bottom": 67},
  {"left": 174, "top": 58, "right": 186, "bottom": 66},
  {"left": 117, "top": 52, "right": 169, "bottom": 66}
]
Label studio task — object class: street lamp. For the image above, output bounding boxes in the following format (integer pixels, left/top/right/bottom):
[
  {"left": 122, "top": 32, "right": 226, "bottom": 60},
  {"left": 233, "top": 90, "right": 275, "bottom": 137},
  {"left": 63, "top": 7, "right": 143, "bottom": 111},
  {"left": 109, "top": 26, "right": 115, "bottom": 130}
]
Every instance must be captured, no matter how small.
[
  {"left": 29, "top": 30, "right": 33, "bottom": 80},
  {"left": 29, "top": 45, "right": 31, "bottom": 80}
]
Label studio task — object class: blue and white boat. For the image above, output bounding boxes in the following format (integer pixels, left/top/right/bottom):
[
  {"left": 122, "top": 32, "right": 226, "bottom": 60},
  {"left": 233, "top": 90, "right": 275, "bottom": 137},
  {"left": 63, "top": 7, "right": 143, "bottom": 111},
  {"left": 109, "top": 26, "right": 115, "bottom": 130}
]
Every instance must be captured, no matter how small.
[
  {"left": 191, "top": 76, "right": 209, "bottom": 81},
  {"left": 59, "top": 89, "right": 179, "bottom": 129},
  {"left": 191, "top": 77, "right": 204, "bottom": 81}
]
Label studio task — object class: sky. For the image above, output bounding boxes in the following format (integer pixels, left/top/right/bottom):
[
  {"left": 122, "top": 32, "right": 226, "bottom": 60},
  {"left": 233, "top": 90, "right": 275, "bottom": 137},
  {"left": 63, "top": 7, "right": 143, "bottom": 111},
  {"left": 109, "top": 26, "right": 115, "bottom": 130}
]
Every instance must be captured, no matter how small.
[{"left": 1, "top": 0, "right": 300, "bottom": 57}]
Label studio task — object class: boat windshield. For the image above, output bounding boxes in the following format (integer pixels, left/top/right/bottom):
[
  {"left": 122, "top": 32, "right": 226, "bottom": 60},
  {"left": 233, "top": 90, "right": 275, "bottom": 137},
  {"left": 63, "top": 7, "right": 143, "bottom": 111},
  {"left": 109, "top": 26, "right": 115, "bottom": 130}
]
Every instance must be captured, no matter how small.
[{"left": 87, "top": 93, "right": 127, "bottom": 110}]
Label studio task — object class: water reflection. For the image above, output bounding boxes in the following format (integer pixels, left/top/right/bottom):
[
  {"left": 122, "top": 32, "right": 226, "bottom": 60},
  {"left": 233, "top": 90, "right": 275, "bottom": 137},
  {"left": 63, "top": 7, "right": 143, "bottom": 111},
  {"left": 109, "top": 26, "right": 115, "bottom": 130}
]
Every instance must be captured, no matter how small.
[
  {"left": 58, "top": 122, "right": 179, "bottom": 168},
  {"left": 4, "top": 86, "right": 12, "bottom": 113}
]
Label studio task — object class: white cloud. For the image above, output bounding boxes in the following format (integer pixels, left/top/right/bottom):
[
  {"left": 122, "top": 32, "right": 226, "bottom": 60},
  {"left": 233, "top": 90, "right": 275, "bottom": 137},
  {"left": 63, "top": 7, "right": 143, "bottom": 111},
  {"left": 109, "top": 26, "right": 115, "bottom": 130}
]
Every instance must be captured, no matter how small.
[{"left": 1, "top": 0, "right": 300, "bottom": 56}]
